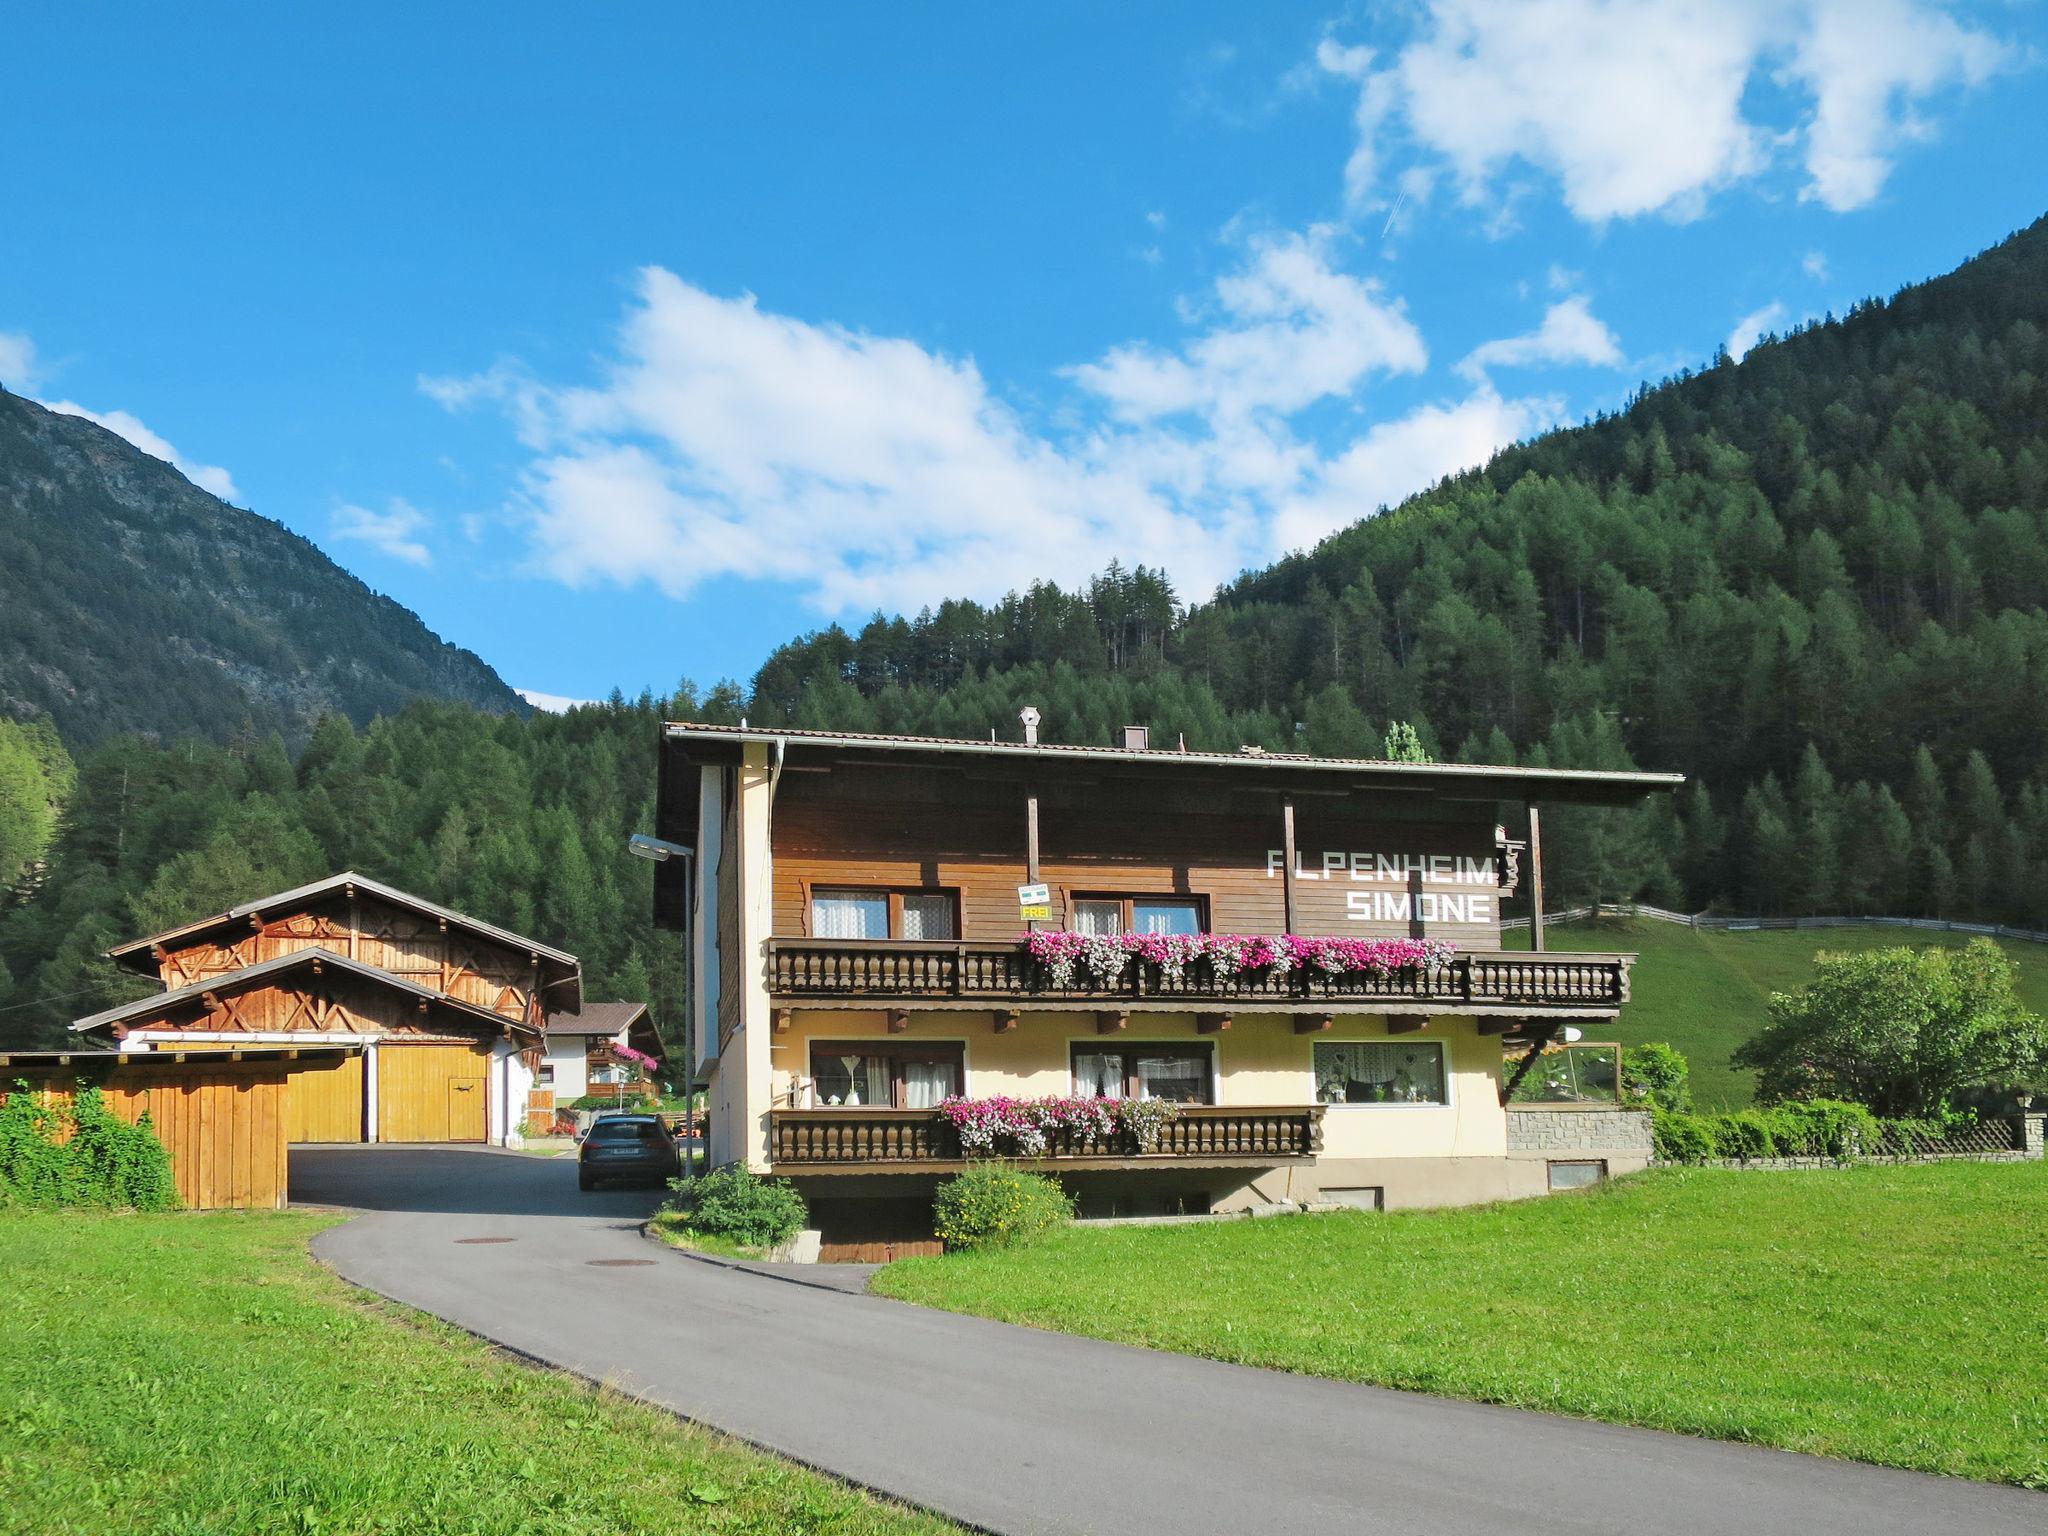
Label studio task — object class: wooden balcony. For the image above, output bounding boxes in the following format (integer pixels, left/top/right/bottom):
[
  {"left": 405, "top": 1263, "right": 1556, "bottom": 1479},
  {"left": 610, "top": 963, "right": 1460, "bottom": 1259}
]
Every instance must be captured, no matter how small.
[
  {"left": 766, "top": 938, "right": 1632, "bottom": 1015},
  {"left": 769, "top": 1104, "right": 1325, "bottom": 1171}
]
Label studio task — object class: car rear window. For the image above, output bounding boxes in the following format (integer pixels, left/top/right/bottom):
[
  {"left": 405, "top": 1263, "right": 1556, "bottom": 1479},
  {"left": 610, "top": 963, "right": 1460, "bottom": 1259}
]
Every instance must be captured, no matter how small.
[{"left": 588, "top": 1120, "right": 663, "bottom": 1142}]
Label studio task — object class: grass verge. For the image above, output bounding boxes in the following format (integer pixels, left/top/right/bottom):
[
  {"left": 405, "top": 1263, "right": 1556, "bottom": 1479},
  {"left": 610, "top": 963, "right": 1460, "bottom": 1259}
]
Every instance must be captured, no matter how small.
[
  {"left": 647, "top": 1210, "right": 770, "bottom": 1262},
  {"left": 0, "top": 1211, "right": 955, "bottom": 1535},
  {"left": 875, "top": 1163, "right": 2048, "bottom": 1487},
  {"left": 1506, "top": 917, "right": 2048, "bottom": 1107}
]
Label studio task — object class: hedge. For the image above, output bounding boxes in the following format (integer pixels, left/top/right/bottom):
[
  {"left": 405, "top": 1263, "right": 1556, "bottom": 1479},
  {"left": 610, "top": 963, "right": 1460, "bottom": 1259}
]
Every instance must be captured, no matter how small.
[{"left": 1650, "top": 1099, "right": 1968, "bottom": 1163}]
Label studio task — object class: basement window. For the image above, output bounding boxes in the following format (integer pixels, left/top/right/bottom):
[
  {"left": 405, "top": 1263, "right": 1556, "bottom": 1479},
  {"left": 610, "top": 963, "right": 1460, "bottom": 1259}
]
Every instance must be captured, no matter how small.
[{"left": 1547, "top": 1160, "right": 1607, "bottom": 1191}]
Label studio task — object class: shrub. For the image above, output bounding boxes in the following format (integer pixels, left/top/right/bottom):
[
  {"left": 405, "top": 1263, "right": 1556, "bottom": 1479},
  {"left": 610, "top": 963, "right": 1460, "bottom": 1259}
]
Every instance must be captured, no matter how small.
[
  {"left": 0, "top": 1083, "right": 68, "bottom": 1207},
  {"left": 60, "top": 1091, "right": 179, "bottom": 1210},
  {"left": 1709, "top": 1110, "right": 1780, "bottom": 1161},
  {"left": 1735, "top": 939, "right": 2047, "bottom": 1117},
  {"left": 1621, "top": 1042, "right": 1692, "bottom": 1113},
  {"left": 933, "top": 1163, "right": 1074, "bottom": 1252},
  {"left": 1650, "top": 1113, "right": 1716, "bottom": 1163},
  {"left": 662, "top": 1166, "right": 807, "bottom": 1250},
  {"left": 1766, "top": 1099, "right": 1881, "bottom": 1159},
  {"left": 0, "top": 1082, "right": 178, "bottom": 1211}
]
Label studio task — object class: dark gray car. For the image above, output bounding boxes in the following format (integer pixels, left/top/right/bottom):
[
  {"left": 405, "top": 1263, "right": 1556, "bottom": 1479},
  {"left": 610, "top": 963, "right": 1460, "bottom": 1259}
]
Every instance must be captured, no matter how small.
[{"left": 577, "top": 1114, "right": 681, "bottom": 1191}]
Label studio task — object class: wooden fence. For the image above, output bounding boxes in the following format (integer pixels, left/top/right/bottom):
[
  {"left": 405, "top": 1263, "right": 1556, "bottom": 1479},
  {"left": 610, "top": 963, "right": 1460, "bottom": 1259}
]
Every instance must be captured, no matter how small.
[{"left": 1503, "top": 902, "right": 2048, "bottom": 945}]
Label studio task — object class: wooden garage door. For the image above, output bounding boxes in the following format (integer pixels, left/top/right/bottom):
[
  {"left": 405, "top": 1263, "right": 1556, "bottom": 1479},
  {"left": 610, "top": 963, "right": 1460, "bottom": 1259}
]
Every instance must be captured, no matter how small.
[
  {"left": 378, "top": 1043, "right": 490, "bottom": 1143},
  {"left": 286, "top": 1053, "right": 366, "bottom": 1143}
]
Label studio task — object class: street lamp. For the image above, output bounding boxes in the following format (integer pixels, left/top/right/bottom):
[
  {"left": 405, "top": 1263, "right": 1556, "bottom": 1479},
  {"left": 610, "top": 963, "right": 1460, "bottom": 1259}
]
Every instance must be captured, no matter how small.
[{"left": 628, "top": 833, "right": 694, "bottom": 862}]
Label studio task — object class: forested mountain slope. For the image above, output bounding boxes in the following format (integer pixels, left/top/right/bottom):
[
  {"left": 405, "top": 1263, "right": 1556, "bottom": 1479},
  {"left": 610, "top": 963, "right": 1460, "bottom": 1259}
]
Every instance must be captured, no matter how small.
[
  {"left": 0, "top": 388, "right": 522, "bottom": 746},
  {"left": 741, "top": 215, "right": 2048, "bottom": 929},
  {"left": 6, "top": 217, "right": 2047, "bottom": 1050}
]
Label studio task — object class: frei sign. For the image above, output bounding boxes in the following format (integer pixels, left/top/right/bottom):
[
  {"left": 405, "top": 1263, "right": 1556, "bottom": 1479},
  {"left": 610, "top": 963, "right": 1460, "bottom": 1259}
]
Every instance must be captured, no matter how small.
[
  {"left": 1017, "top": 882, "right": 1052, "bottom": 921},
  {"left": 1266, "top": 849, "right": 1499, "bottom": 925}
]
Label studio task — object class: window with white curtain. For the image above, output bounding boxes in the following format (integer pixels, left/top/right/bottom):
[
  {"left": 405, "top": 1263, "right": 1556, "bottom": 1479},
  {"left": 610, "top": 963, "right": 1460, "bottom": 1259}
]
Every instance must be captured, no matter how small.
[
  {"left": 808, "top": 1043, "right": 963, "bottom": 1108},
  {"left": 1071, "top": 1044, "right": 1212, "bottom": 1103},
  {"left": 1072, "top": 1049, "right": 1126, "bottom": 1100},
  {"left": 900, "top": 893, "right": 956, "bottom": 940},
  {"left": 812, "top": 890, "right": 889, "bottom": 939},
  {"left": 1072, "top": 900, "right": 1124, "bottom": 936},
  {"left": 1312, "top": 1041, "right": 1447, "bottom": 1105},
  {"left": 1133, "top": 900, "right": 1201, "bottom": 935}
]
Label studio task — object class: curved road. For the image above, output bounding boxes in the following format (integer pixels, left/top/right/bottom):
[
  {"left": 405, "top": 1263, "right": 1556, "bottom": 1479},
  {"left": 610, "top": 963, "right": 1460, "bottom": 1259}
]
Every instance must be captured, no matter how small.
[{"left": 297, "top": 1147, "right": 2042, "bottom": 1536}]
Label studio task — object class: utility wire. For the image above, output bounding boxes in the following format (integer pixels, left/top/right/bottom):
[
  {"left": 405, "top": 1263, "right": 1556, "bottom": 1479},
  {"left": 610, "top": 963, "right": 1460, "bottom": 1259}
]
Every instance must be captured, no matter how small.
[{"left": 0, "top": 984, "right": 115, "bottom": 1016}]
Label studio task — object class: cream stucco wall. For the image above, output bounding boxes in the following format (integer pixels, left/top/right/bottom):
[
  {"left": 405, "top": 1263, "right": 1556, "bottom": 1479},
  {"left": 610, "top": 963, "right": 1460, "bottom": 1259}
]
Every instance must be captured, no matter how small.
[
  {"left": 769, "top": 1008, "right": 1509, "bottom": 1164},
  {"left": 711, "top": 744, "right": 778, "bottom": 1171}
]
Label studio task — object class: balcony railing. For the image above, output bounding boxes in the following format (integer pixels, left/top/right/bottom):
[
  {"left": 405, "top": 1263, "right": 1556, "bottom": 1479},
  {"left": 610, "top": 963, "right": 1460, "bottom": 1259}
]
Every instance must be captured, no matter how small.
[
  {"left": 769, "top": 1104, "right": 1325, "bottom": 1168},
  {"left": 766, "top": 938, "right": 1632, "bottom": 1011}
]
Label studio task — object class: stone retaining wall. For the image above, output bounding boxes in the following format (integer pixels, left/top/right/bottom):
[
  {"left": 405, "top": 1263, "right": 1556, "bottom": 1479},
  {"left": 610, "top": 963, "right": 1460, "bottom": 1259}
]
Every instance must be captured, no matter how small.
[{"left": 1506, "top": 1106, "right": 1654, "bottom": 1154}]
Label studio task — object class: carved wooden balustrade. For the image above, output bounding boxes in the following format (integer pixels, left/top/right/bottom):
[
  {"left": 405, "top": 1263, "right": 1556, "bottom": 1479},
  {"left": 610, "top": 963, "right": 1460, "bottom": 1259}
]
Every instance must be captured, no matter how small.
[
  {"left": 766, "top": 938, "right": 1632, "bottom": 1011},
  {"left": 768, "top": 1104, "right": 1326, "bottom": 1168}
]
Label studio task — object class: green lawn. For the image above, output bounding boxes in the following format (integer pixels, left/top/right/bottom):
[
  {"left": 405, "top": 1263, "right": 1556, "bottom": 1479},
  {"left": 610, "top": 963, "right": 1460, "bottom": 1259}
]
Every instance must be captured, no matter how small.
[
  {"left": 1508, "top": 917, "right": 2048, "bottom": 1107},
  {"left": 0, "top": 1212, "right": 955, "bottom": 1536},
  {"left": 875, "top": 1163, "right": 2048, "bottom": 1488}
]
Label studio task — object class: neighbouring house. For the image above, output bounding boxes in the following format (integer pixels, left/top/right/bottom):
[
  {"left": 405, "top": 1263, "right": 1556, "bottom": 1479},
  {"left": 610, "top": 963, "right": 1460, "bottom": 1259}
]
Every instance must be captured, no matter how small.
[
  {"left": 73, "top": 873, "right": 592, "bottom": 1147},
  {"left": 651, "top": 718, "right": 1680, "bottom": 1259},
  {"left": 537, "top": 1001, "right": 658, "bottom": 1107},
  {"left": 0, "top": 1044, "right": 361, "bottom": 1208}
]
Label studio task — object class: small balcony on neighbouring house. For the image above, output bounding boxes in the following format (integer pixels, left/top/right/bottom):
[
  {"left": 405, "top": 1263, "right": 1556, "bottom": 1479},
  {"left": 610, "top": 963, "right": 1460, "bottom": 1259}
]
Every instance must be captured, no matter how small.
[
  {"left": 766, "top": 937, "right": 1633, "bottom": 1017},
  {"left": 768, "top": 1103, "right": 1325, "bottom": 1172}
]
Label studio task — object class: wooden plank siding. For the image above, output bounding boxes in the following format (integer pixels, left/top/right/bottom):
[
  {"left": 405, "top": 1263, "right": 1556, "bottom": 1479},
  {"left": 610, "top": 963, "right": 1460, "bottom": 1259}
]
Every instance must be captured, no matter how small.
[
  {"left": 151, "top": 891, "right": 547, "bottom": 1027},
  {"left": 112, "top": 972, "right": 508, "bottom": 1047},
  {"left": 4, "top": 1066, "right": 294, "bottom": 1210},
  {"left": 769, "top": 770, "right": 1509, "bottom": 949},
  {"left": 286, "top": 1052, "right": 366, "bottom": 1143},
  {"left": 377, "top": 1043, "right": 490, "bottom": 1143}
]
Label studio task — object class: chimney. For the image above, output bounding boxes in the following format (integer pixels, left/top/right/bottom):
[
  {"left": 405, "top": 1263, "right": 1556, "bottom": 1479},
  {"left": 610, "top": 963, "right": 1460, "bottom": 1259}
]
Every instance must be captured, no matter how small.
[
  {"left": 1120, "top": 725, "right": 1150, "bottom": 751},
  {"left": 1019, "top": 706, "right": 1041, "bottom": 746}
]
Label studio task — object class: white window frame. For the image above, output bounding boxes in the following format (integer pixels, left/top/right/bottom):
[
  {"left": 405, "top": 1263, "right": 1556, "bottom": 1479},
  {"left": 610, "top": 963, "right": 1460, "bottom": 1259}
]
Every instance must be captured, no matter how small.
[{"left": 1311, "top": 1038, "right": 1452, "bottom": 1110}]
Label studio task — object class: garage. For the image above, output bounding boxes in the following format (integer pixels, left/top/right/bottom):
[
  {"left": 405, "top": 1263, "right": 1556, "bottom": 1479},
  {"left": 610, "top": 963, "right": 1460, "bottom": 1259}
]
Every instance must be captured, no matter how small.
[
  {"left": 377, "top": 1042, "right": 491, "bottom": 1143},
  {"left": 0, "top": 1045, "right": 361, "bottom": 1209},
  {"left": 288, "top": 1049, "right": 366, "bottom": 1142}
]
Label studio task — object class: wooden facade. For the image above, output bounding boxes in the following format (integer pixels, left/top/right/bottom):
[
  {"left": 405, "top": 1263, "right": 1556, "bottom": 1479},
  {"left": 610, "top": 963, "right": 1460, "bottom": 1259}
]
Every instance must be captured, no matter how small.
[
  {"left": 657, "top": 722, "right": 1681, "bottom": 1226},
  {"left": 84, "top": 875, "right": 584, "bottom": 1149},
  {"left": 0, "top": 1048, "right": 360, "bottom": 1210},
  {"left": 770, "top": 768, "right": 1511, "bottom": 948},
  {"left": 117, "top": 881, "right": 572, "bottom": 1029}
]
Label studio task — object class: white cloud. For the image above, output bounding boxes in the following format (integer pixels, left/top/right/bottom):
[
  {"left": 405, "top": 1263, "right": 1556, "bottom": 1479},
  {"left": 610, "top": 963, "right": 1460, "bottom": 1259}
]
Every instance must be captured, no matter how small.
[
  {"left": 1802, "top": 249, "right": 1830, "bottom": 281},
  {"left": 1458, "top": 295, "right": 1624, "bottom": 382},
  {"left": 517, "top": 688, "right": 596, "bottom": 713},
  {"left": 0, "top": 331, "right": 41, "bottom": 391},
  {"left": 425, "top": 241, "right": 1548, "bottom": 616},
  {"left": 40, "top": 398, "right": 242, "bottom": 502},
  {"left": 332, "top": 498, "right": 433, "bottom": 566},
  {"left": 1069, "top": 227, "right": 1426, "bottom": 424},
  {"left": 1271, "top": 388, "right": 1557, "bottom": 554},
  {"left": 1726, "top": 301, "right": 1788, "bottom": 361},
  {"left": 1317, "top": 0, "right": 2010, "bottom": 226},
  {"left": 1788, "top": 0, "right": 2007, "bottom": 212}
]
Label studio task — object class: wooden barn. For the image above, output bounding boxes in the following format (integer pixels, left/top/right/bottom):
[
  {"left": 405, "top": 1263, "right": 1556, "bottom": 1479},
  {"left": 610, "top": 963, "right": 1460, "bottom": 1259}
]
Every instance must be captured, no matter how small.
[
  {"left": 76, "top": 874, "right": 586, "bottom": 1147},
  {"left": 0, "top": 1044, "right": 361, "bottom": 1209}
]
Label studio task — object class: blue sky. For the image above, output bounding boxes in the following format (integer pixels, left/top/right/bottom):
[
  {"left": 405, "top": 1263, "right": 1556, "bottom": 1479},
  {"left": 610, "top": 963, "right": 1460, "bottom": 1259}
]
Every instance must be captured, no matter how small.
[{"left": 4, "top": 3, "right": 2045, "bottom": 708}]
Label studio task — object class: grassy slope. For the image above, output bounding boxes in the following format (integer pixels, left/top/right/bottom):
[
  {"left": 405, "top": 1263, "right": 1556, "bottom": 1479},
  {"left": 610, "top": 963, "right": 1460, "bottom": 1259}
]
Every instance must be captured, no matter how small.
[
  {"left": 875, "top": 1164, "right": 2048, "bottom": 1487},
  {"left": 0, "top": 1212, "right": 954, "bottom": 1536},
  {"left": 1507, "top": 918, "right": 2048, "bottom": 1107}
]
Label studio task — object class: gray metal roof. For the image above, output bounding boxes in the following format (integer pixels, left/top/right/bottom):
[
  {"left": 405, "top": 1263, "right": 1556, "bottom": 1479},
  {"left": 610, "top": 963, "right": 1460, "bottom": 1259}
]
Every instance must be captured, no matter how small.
[
  {"left": 71, "top": 948, "right": 539, "bottom": 1040},
  {"left": 105, "top": 871, "right": 581, "bottom": 1000},
  {"left": 662, "top": 722, "right": 1683, "bottom": 801}
]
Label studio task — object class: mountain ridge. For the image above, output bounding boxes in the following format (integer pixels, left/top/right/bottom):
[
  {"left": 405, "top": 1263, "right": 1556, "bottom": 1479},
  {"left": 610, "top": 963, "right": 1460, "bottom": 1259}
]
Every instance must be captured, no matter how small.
[{"left": 0, "top": 386, "right": 523, "bottom": 748}]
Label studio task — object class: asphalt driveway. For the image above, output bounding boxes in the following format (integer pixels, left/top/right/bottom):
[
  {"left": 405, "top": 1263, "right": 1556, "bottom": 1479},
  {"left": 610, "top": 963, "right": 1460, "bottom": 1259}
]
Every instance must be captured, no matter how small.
[{"left": 297, "top": 1147, "right": 2042, "bottom": 1536}]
